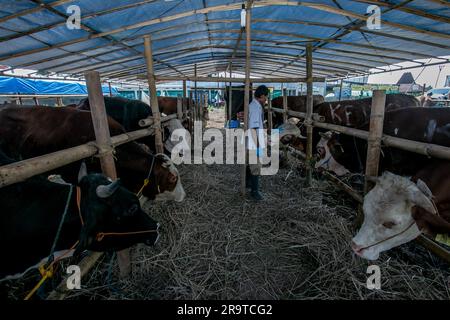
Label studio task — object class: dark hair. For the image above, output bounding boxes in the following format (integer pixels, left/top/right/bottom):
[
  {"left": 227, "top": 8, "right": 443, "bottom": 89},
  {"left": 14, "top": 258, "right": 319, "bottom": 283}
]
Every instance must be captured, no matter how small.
[{"left": 254, "top": 85, "right": 269, "bottom": 98}]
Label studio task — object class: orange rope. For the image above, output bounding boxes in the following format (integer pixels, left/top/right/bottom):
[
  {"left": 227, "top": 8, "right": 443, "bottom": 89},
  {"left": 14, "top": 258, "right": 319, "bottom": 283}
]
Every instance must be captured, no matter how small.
[{"left": 96, "top": 230, "right": 158, "bottom": 242}]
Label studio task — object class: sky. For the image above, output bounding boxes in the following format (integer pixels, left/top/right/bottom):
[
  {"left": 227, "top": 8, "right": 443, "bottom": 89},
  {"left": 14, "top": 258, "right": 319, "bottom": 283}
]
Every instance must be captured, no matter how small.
[{"left": 367, "top": 56, "right": 450, "bottom": 87}]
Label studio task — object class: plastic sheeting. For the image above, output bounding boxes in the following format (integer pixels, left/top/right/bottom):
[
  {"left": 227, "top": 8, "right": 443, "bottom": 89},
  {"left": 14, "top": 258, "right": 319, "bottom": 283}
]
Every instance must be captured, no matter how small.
[
  {"left": 0, "top": 76, "right": 118, "bottom": 95},
  {"left": 0, "top": 0, "right": 448, "bottom": 80}
]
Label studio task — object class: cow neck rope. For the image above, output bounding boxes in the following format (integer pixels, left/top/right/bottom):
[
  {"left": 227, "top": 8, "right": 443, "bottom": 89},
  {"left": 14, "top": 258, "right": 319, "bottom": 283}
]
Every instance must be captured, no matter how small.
[
  {"left": 137, "top": 154, "right": 156, "bottom": 198},
  {"left": 24, "top": 186, "right": 82, "bottom": 300},
  {"left": 359, "top": 221, "right": 416, "bottom": 253}
]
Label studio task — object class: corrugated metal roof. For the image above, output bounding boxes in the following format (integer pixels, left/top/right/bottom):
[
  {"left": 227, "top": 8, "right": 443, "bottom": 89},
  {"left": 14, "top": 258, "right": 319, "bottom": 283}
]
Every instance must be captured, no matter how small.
[{"left": 0, "top": 0, "right": 449, "bottom": 84}]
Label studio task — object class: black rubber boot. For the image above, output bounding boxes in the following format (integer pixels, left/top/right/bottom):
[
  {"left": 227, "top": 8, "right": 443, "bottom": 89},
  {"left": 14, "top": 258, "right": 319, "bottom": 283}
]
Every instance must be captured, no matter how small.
[
  {"left": 245, "top": 166, "right": 252, "bottom": 188},
  {"left": 250, "top": 175, "right": 263, "bottom": 201}
]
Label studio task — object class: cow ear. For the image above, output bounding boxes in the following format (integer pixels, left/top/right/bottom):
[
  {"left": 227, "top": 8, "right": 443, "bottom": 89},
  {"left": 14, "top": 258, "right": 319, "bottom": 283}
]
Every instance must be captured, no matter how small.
[
  {"left": 416, "top": 179, "right": 433, "bottom": 199},
  {"left": 78, "top": 161, "right": 88, "bottom": 183},
  {"left": 407, "top": 185, "right": 437, "bottom": 215}
]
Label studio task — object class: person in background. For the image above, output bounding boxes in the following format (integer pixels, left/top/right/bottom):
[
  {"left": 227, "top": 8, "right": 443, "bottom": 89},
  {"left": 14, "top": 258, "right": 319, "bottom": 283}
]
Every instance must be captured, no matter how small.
[{"left": 246, "top": 85, "right": 269, "bottom": 201}]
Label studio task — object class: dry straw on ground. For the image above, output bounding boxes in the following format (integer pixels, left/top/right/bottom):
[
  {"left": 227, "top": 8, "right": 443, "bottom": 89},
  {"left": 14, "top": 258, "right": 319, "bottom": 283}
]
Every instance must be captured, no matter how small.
[{"left": 2, "top": 109, "right": 449, "bottom": 300}]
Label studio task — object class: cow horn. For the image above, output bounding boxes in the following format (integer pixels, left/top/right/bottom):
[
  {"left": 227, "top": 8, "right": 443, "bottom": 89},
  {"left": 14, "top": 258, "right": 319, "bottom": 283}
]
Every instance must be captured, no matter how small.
[
  {"left": 78, "top": 161, "right": 88, "bottom": 183},
  {"left": 96, "top": 179, "right": 121, "bottom": 198}
]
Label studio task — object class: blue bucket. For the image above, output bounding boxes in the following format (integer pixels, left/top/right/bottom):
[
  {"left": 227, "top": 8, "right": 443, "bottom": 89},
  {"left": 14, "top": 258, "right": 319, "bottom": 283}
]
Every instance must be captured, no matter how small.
[{"left": 226, "top": 120, "right": 240, "bottom": 128}]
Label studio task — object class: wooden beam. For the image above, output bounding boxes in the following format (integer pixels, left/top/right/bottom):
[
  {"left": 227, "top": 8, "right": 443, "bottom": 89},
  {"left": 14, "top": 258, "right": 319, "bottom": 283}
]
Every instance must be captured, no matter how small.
[
  {"left": 151, "top": 76, "right": 325, "bottom": 83},
  {"left": 2, "top": 0, "right": 446, "bottom": 66},
  {"left": 364, "top": 90, "right": 386, "bottom": 193},
  {"left": 228, "top": 62, "right": 233, "bottom": 121},
  {"left": 241, "top": 0, "right": 252, "bottom": 196},
  {"left": 261, "top": 0, "right": 450, "bottom": 39},
  {"left": 305, "top": 43, "right": 314, "bottom": 186},
  {"left": 177, "top": 95, "right": 183, "bottom": 120},
  {"left": 144, "top": 35, "right": 163, "bottom": 154},
  {"left": 0, "top": 0, "right": 73, "bottom": 24},
  {"left": 353, "top": 0, "right": 450, "bottom": 24},
  {"left": 85, "top": 71, "right": 132, "bottom": 279},
  {"left": 282, "top": 87, "right": 288, "bottom": 123},
  {"left": 267, "top": 95, "right": 273, "bottom": 134}
]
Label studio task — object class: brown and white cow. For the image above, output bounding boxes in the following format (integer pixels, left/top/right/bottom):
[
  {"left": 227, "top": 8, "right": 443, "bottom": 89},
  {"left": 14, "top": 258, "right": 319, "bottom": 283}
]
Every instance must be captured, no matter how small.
[
  {"left": 351, "top": 160, "right": 450, "bottom": 260},
  {"left": 0, "top": 107, "right": 186, "bottom": 202}
]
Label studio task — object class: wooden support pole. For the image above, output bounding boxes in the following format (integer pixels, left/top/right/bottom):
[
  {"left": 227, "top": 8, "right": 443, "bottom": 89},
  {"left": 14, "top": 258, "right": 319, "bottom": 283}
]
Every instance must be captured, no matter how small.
[
  {"left": 338, "top": 78, "right": 344, "bottom": 101},
  {"left": 189, "top": 91, "right": 194, "bottom": 134},
  {"left": 108, "top": 82, "right": 113, "bottom": 97},
  {"left": 202, "top": 92, "right": 207, "bottom": 127},
  {"left": 85, "top": 71, "right": 131, "bottom": 278},
  {"left": 177, "top": 94, "right": 183, "bottom": 120},
  {"left": 56, "top": 97, "right": 63, "bottom": 107},
  {"left": 267, "top": 95, "right": 273, "bottom": 135},
  {"left": 241, "top": 1, "right": 252, "bottom": 196},
  {"left": 182, "top": 80, "right": 187, "bottom": 114},
  {"left": 364, "top": 90, "right": 386, "bottom": 193},
  {"left": 282, "top": 87, "right": 288, "bottom": 123},
  {"left": 144, "top": 35, "right": 164, "bottom": 154},
  {"left": 194, "top": 64, "right": 198, "bottom": 121},
  {"left": 305, "top": 43, "right": 314, "bottom": 186},
  {"left": 85, "top": 72, "right": 117, "bottom": 181},
  {"left": 33, "top": 97, "right": 39, "bottom": 106},
  {"left": 228, "top": 62, "right": 233, "bottom": 121}
]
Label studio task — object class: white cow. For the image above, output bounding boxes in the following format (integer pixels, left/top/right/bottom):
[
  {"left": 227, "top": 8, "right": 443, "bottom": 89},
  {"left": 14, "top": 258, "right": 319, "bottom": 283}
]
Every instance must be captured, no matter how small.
[{"left": 351, "top": 171, "right": 438, "bottom": 260}]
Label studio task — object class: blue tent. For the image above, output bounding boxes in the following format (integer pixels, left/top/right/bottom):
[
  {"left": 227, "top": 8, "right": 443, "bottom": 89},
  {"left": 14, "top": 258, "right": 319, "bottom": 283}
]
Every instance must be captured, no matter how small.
[
  {"left": 0, "top": 1, "right": 448, "bottom": 81},
  {"left": 0, "top": 76, "right": 118, "bottom": 95}
]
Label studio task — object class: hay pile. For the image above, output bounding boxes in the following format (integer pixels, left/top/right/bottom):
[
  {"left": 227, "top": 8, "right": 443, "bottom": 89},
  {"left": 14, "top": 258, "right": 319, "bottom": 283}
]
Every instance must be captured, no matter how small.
[
  {"left": 3, "top": 111, "right": 449, "bottom": 300},
  {"left": 63, "top": 141, "right": 449, "bottom": 300}
]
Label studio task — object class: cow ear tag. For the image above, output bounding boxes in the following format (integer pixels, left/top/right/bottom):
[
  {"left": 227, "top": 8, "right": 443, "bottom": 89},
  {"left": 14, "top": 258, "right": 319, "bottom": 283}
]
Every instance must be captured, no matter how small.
[{"left": 416, "top": 179, "right": 433, "bottom": 199}]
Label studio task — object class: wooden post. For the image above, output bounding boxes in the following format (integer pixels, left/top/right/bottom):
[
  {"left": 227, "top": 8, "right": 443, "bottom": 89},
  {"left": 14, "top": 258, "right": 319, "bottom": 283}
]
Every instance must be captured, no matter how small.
[
  {"left": 18, "top": 97, "right": 23, "bottom": 105},
  {"left": 177, "top": 94, "right": 183, "bottom": 120},
  {"left": 189, "top": 91, "right": 194, "bottom": 134},
  {"left": 282, "top": 87, "right": 288, "bottom": 123},
  {"left": 305, "top": 44, "right": 314, "bottom": 186},
  {"left": 339, "top": 78, "right": 344, "bottom": 101},
  {"left": 364, "top": 90, "right": 386, "bottom": 193},
  {"left": 203, "top": 92, "right": 208, "bottom": 127},
  {"left": 267, "top": 95, "right": 273, "bottom": 135},
  {"left": 33, "top": 97, "right": 39, "bottom": 106},
  {"left": 182, "top": 80, "right": 187, "bottom": 115},
  {"left": 228, "top": 62, "right": 233, "bottom": 121},
  {"left": 108, "top": 82, "right": 113, "bottom": 97},
  {"left": 194, "top": 64, "right": 198, "bottom": 121},
  {"left": 56, "top": 97, "right": 63, "bottom": 107},
  {"left": 85, "top": 71, "right": 131, "bottom": 278},
  {"left": 241, "top": 1, "right": 251, "bottom": 196},
  {"left": 144, "top": 35, "right": 164, "bottom": 154}
]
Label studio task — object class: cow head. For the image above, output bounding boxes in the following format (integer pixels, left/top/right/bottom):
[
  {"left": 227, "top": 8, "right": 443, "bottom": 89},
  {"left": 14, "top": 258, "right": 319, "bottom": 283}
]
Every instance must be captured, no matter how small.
[
  {"left": 345, "top": 106, "right": 367, "bottom": 128},
  {"left": 142, "top": 153, "right": 186, "bottom": 202},
  {"left": 75, "top": 164, "right": 160, "bottom": 255},
  {"left": 351, "top": 172, "right": 437, "bottom": 260},
  {"left": 315, "top": 131, "right": 349, "bottom": 176}
]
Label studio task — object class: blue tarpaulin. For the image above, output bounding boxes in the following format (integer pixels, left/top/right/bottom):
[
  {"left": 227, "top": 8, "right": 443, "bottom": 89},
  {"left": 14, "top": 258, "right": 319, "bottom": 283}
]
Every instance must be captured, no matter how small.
[
  {"left": 0, "top": 1, "right": 448, "bottom": 80},
  {"left": 0, "top": 76, "right": 118, "bottom": 95}
]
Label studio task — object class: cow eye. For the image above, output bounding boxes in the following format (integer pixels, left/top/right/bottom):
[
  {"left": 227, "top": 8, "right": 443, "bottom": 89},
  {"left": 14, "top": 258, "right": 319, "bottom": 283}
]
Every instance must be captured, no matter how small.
[{"left": 382, "top": 221, "right": 396, "bottom": 229}]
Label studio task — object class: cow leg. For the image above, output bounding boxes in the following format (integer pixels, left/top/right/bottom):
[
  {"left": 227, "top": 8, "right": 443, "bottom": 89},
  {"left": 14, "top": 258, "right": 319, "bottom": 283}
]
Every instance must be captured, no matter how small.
[{"left": 117, "top": 249, "right": 131, "bottom": 278}]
